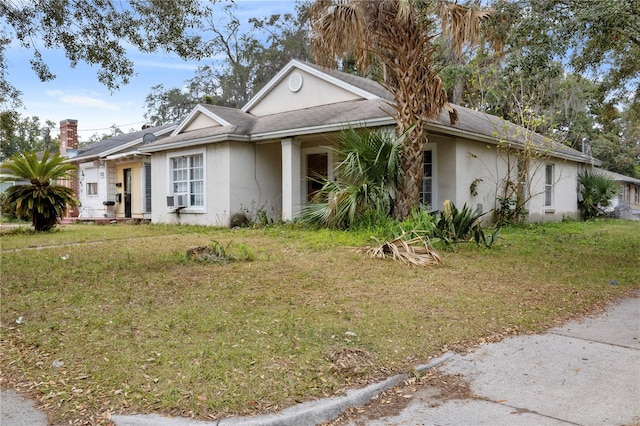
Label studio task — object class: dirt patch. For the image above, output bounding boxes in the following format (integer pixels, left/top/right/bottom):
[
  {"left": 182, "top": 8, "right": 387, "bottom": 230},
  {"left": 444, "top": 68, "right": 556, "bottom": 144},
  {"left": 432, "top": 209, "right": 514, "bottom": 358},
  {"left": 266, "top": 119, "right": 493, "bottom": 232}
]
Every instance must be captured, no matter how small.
[{"left": 323, "top": 368, "right": 475, "bottom": 425}]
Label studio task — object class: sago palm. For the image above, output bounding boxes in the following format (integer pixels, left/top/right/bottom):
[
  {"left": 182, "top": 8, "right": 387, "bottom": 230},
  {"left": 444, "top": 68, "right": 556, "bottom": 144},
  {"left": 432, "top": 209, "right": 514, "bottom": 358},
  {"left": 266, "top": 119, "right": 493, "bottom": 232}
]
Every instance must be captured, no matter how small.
[
  {"left": 309, "top": 0, "right": 493, "bottom": 220},
  {"left": 2, "top": 151, "right": 77, "bottom": 231}
]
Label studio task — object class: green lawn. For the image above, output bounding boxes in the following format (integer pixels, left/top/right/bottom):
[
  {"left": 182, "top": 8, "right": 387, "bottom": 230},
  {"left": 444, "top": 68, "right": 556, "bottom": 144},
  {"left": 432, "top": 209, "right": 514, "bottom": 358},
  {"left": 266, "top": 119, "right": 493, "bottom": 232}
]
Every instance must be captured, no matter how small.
[{"left": 1, "top": 220, "right": 638, "bottom": 424}]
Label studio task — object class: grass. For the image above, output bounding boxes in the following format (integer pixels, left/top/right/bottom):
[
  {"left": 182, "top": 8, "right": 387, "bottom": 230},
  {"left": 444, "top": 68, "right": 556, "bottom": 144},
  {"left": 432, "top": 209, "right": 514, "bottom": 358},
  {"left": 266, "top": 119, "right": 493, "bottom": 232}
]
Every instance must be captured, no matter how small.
[{"left": 1, "top": 220, "right": 639, "bottom": 424}]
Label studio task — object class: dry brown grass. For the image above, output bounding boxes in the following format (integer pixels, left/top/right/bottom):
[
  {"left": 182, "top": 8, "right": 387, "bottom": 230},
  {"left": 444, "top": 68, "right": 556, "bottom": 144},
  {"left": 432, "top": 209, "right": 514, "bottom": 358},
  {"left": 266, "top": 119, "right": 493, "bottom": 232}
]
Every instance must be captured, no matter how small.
[{"left": 1, "top": 220, "right": 638, "bottom": 424}]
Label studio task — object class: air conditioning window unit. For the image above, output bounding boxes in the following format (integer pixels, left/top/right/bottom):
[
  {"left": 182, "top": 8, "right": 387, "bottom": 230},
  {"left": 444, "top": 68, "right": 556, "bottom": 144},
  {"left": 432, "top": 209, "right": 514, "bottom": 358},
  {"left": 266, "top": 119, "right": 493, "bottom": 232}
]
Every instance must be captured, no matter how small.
[{"left": 167, "top": 193, "right": 188, "bottom": 209}]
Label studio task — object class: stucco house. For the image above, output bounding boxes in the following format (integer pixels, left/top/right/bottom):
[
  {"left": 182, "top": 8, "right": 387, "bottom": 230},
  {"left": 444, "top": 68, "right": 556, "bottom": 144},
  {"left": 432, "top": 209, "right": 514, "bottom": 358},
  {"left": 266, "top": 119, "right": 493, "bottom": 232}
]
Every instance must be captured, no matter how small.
[
  {"left": 140, "top": 60, "right": 600, "bottom": 227},
  {"left": 596, "top": 168, "right": 640, "bottom": 219},
  {"left": 61, "top": 121, "right": 176, "bottom": 220}
]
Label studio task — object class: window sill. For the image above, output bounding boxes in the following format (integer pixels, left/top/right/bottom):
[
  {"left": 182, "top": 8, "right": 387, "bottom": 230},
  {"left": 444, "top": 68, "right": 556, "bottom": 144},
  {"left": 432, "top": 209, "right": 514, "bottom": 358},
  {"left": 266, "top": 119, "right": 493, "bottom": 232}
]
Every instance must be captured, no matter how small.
[{"left": 544, "top": 208, "right": 556, "bottom": 213}]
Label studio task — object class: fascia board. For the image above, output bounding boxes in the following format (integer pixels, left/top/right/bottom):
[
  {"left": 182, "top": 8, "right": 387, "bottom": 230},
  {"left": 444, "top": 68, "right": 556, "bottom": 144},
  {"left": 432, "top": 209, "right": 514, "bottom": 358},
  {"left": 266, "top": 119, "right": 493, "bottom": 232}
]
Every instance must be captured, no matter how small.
[
  {"left": 65, "top": 154, "right": 98, "bottom": 163},
  {"left": 425, "top": 122, "right": 601, "bottom": 165},
  {"left": 105, "top": 151, "right": 151, "bottom": 160},
  {"left": 84, "top": 125, "right": 178, "bottom": 159},
  {"left": 106, "top": 124, "right": 177, "bottom": 155},
  {"left": 140, "top": 134, "right": 251, "bottom": 153},
  {"left": 242, "top": 59, "right": 379, "bottom": 113},
  {"left": 250, "top": 117, "right": 396, "bottom": 141}
]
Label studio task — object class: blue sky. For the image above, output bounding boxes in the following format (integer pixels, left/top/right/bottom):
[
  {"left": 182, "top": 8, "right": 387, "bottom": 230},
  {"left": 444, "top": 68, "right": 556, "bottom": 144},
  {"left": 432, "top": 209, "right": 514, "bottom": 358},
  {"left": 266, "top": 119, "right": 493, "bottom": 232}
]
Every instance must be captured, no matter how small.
[{"left": 5, "top": 1, "right": 298, "bottom": 141}]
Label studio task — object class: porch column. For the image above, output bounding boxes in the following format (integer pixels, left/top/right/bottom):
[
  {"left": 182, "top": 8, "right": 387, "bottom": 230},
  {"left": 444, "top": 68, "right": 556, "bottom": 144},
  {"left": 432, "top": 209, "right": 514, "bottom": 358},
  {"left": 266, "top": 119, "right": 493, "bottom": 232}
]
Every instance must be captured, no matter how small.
[{"left": 281, "top": 138, "right": 301, "bottom": 221}]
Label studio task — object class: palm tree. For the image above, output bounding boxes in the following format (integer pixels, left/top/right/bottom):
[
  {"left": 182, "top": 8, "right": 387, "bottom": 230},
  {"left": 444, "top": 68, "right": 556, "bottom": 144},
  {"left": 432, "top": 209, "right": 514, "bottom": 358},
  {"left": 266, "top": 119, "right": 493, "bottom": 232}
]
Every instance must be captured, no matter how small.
[
  {"left": 300, "top": 127, "right": 406, "bottom": 229},
  {"left": 577, "top": 171, "right": 618, "bottom": 220},
  {"left": 309, "top": 0, "right": 493, "bottom": 220},
  {"left": 1, "top": 151, "right": 77, "bottom": 231}
]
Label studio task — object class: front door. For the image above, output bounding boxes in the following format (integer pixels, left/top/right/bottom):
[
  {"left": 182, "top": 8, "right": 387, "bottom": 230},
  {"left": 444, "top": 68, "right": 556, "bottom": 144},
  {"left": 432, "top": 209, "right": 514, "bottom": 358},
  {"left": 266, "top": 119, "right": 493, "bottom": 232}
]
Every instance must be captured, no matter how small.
[
  {"left": 307, "top": 153, "right": 328, "bottom": 202},
  {"left": 124, "top": 168, "right": 132, "bottom": 218}
]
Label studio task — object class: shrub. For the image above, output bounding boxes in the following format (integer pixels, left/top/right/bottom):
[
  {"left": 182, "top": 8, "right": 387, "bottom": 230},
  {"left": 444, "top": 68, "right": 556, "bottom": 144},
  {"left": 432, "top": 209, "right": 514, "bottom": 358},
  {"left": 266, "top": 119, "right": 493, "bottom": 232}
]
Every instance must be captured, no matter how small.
[
  {"left": 434, "top": 200, "right": 487, "bottom": 248},
  {"left": 577, "top": 171, "right": 618, "bottom": 220},
  {"left": 299, "top": 127, "right": 406, "bottom": 229}
]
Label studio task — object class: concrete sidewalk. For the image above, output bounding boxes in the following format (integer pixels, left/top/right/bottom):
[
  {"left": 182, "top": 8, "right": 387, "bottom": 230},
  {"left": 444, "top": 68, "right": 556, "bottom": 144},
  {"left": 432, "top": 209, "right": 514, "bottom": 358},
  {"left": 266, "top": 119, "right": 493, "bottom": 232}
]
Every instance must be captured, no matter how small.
[
  {"left": 2, "top": 292, "right": 638, "bottom": 426},
  {"left": 345, "top": 292, "right": 640, "bottom": 426}
]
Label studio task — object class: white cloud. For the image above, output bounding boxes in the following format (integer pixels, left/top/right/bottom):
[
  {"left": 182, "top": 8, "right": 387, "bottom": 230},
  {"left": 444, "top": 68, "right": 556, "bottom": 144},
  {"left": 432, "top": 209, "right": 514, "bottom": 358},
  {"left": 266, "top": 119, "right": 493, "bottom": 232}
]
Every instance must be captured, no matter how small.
[
  {"left": 45, "top": 90, "right": 120, "bottom": 110},
  {"left": 61, "top": 95, "right": 120, "bottom": 110}
]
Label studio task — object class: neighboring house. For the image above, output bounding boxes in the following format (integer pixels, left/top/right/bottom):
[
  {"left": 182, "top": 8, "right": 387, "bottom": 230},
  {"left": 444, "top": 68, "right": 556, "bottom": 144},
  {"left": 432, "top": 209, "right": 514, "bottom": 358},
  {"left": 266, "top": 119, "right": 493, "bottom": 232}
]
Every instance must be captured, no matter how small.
[
  {"left": 140, "top": 60, "right": 600, "bottom": 227},
  {"left": 61, "top": 121, "right": 177, "bottom": 219},
  {"left": 596, "top": 168, "right": 640, "bottom": 219},
  {"left": 1, "top": 165, "right": 29, "bottom": 193}
]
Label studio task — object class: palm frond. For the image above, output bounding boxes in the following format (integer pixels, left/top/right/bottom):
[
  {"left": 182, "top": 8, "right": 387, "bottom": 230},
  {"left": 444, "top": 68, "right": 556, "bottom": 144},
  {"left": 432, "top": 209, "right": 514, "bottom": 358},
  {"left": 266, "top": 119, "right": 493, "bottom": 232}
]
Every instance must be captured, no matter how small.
[{"left": 365, "top": 233, "right": 442, "bottom": 266}]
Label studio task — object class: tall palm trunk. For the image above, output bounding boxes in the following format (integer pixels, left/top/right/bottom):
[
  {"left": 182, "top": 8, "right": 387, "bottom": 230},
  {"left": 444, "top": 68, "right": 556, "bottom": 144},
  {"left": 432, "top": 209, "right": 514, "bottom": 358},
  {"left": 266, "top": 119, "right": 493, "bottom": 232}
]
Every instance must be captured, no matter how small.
[
  {"left": 376, "top": 8, "right": 452, "bottom": 219},
  {"left": 310, "top": 0, "right": 490, "bottom": 220}
]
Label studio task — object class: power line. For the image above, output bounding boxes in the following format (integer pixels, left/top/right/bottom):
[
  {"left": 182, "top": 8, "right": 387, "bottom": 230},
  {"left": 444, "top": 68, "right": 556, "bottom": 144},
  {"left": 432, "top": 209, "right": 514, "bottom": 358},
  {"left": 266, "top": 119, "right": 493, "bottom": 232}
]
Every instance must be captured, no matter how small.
[{"left": 78, "top": 121, "right": 146, "bottom": 132}]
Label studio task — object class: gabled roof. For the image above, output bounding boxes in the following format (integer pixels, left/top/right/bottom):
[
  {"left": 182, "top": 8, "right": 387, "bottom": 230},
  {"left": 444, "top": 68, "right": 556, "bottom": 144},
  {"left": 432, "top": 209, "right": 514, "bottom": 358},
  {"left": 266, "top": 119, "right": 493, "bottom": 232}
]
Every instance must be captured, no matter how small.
[
  {"left": 141, "top": 60, "right": 599, "bottom": 165},
  {"left": 242, "top": 59, "right": 382, "bottom": 113},
  {"left": 172, "top": 104, "right": 232, "bottom": 134},
  {"left": 71, "top": 122, "right": 177, "bottom": 162}
]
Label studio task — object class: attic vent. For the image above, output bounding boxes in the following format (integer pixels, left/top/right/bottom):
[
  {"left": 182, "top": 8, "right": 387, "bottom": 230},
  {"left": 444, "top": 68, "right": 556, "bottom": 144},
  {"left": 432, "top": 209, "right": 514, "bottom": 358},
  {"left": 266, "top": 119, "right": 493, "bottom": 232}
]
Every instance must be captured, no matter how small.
[{"left": 288, "top": 72, "right": 303, "bottom": 92}]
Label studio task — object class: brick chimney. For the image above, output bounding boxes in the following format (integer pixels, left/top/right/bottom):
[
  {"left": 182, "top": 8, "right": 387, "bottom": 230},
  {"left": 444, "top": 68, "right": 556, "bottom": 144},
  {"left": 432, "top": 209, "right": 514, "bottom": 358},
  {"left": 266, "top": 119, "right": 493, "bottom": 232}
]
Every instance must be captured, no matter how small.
[
  {"left": 59, "top": 119, "right": 78, "bottom": 156},
  {"left": 59, "top": 119, "right": 79, "bottom": 216}
]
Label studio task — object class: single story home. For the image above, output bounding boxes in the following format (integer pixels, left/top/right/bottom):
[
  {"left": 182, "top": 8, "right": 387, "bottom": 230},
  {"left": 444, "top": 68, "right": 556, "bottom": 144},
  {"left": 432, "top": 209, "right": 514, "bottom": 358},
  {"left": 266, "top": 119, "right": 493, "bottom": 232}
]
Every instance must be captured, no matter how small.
[
  {"left": 132, "top": 60, "right": 600, "bottom": 226},
  {"left": 60, "top": 121, "right": 176, "bottom": 219},
  {"left": 596, "top": 168, "right": 640, "bottom": 219}
]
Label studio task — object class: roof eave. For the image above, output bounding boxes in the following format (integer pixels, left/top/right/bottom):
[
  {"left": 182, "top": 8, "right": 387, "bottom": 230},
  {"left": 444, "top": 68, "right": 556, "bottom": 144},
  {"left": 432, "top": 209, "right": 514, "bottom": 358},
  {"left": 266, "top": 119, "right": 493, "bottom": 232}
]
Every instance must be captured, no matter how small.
[
  {"left": 140, "top": 134, "right": 251, "bottom": 153},
  {"left": 250, "top": 117, "right": 396, "bottom": 142},
  {"left": 425, "top": 122, "right": 601, "bottom": 165}
]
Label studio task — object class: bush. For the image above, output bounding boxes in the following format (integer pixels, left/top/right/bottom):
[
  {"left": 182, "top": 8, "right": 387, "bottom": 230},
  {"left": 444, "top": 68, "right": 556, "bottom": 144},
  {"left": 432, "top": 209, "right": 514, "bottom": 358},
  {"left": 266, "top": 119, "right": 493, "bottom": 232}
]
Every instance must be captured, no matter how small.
[
  {"left": 0, "top": 191, "right": 29, "bottom": 221},
  {"left": 578, "top": 171, "right": 618, "bottom": 220},
  {"left": 434, "top": 200, "right": 487, "bottom": 248},
  {"left": 299, "top": 127, "right": 405, "bottom": 229}
]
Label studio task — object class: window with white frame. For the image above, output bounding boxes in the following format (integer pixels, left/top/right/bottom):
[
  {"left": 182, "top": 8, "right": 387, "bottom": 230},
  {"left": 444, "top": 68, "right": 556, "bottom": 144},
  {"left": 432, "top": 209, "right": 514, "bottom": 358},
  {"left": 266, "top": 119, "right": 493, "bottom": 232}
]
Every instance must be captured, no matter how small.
[
  {"left": 83, "top": 167, "right": 98, "bottom": 196},
  {"left": 544, "top": 164, "right": 554, "bottom": 208},
  {"left": 86, "top": 182, "right": 98, "bottom": 195},
  {"left": 144, "top": 163, "right": 152, "bottom": 214},
  {"left": 420, "top": 149, "right": 434, "bottom": 207},
  {"left": 170, "top": 152, "right": 204, "bottom": 208}
]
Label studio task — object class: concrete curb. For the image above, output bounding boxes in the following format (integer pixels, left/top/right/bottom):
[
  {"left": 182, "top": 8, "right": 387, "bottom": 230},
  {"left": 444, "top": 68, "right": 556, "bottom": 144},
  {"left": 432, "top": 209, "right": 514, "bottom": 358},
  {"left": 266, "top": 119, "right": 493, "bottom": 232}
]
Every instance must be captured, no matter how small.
[{"left": 111, "top": 353, "right": 455, "bottom": 426}]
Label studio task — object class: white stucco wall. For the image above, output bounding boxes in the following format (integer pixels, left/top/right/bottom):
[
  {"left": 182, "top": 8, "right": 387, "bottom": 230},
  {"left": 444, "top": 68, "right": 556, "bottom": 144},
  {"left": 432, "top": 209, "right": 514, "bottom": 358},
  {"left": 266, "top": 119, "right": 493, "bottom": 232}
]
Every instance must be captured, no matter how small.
[
  {"left": 455, "top": 138, "right": 509, "bottom": 215},
  {"left": 248, "top": 69, "right": 363, "bottom": 116},
  {"left": 527, "top": 158, "right": 579, "bottom": 222},
  {"left": 150, "top": 142, "right": 283, "bottom": 227},
  {"left": 453, "top": 139, "right": 579, "bottom": 222},
  {"left": 433, "top": 137, "right": 457, "bottom": 210},
  {"left": 254, "top": 142, "right": 282, "bottom": 221},
  {"left": 229, "top": 142, "right": 260, "bottom": 221},
  {"left": 151, "top": 143, "right": 231, "bottom": 227},
  {"left": 78, "top": 161, "right": 109, "bottom": 217}
]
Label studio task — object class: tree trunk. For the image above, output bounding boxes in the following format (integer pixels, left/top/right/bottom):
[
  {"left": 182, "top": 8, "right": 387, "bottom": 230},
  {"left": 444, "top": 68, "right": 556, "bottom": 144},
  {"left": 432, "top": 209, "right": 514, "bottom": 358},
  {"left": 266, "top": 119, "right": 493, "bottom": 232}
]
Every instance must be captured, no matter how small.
[
  {"left": 376, "top": 14, "right": 446, "bottom": 221},
  {"left": 395, "top": 130, "right": 425, "bottom": 220}
]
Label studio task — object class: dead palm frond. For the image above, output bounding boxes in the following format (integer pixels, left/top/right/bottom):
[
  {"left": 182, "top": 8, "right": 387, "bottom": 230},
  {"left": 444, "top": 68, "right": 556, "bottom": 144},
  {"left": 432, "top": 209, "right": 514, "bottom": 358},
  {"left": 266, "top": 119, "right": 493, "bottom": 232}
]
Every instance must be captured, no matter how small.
[
  {"left": 439, "top": 1, "right": 493, "bottom": 56},
  {"left": 365, "top": 233, "right": 442, "bottom": 266}
]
